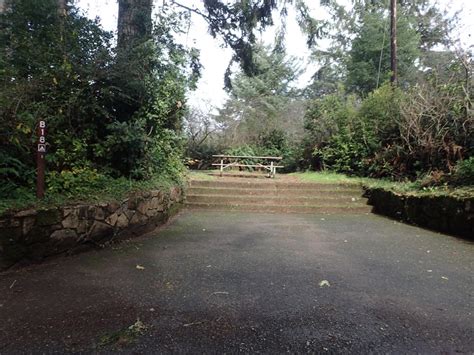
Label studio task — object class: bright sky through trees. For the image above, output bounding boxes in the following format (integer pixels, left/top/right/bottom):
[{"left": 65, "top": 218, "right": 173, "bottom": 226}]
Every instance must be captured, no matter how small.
[{"left": 77, "top": 0, "right": 473, "bottom": 110}]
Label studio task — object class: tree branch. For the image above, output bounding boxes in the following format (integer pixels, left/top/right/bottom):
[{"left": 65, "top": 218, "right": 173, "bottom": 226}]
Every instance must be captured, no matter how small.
[{"left": 170, "top": 1, "right": 211, "bottom": 22}]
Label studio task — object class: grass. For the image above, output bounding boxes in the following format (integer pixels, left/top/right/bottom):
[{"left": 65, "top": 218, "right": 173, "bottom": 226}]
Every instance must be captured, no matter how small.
[
  {"left": 187, "top": 170, "right": 216, "bottom": 181},
  {"left": 290, "top": 171, "right": 362, "bottom": 184},
  {"left": 2, "top": 169, "right": 471, "bottom": 216},
  {"left": 0, "top": 172, "right": 183, "bottom": 217},
  {"left": 290, "top": 171, "right": 474, "bottom": 198},
  {"left": 98, "top": 319, "right": 147, "bottom": 349},
  {"left": 361, "top": 179, "right": 474, "bottom": 198}
]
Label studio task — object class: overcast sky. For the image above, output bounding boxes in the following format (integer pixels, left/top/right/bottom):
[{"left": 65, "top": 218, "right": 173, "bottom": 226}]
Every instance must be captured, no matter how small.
[{"left": 76, "top": 0, "right": 473, "bottom": 111}]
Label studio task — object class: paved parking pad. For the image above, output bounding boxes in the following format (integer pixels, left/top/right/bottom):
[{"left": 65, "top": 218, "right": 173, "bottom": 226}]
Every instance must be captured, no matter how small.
[{"left": 0, "top": 211, "right": 473, "bottom": 353}]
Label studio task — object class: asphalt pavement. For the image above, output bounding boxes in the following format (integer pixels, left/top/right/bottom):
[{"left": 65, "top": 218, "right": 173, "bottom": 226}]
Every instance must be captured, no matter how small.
[{"left": 0, "top": 211, "right": 473, "bottom": 353}]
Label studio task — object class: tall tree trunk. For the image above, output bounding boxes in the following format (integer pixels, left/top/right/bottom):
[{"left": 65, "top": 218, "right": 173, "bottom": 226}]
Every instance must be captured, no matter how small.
[
  {"left": 117, "top": 0, "right": 153, "bottom": 49},
  {"left": 57, "top": 0, "right": 66, "bottom": 16},
  {"left": 390, "top": 0, "right": 397, "bottom": 84},
  {"left": 0, "top": 0, "right": 6, "bottom": 13}
]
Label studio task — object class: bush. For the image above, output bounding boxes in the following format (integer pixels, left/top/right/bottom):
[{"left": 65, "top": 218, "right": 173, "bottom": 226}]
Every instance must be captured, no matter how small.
[
  {"left": 0, "top": 1, "right": 199, "bottom": 199},
  {"left": 304, "top": 89, "right": 369, "bottom": 174},
  {"left": 451, "top": 157, "right": 474, "bottom": 186},
  {"left": 46, "top": 167, "right": 109, "bottom": 197},
  {"left": 224, "top": 145, "right": 259, "bottom": 169},
  {"left": 0, "top": 151, "right": 34, "bottom": 198},
  {"left": 313, "top": 138, "right": 370, "bottom": 174},
  {"left": 303, "top": 75, "right": 472, "bottom": 181}
]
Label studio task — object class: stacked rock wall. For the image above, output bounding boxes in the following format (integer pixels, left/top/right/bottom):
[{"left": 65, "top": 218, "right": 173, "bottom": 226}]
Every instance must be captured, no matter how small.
[
  {"left": 365, "top": 188, "right": 473, "bottom": 239},
  {"left": 0, "top": 186, "right": 183, "bottom": 270}
]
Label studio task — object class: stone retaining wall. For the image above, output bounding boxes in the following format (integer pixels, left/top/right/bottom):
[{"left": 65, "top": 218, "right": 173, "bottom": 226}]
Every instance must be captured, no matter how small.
[
  {"left": 0, "top": 186, "right": 184, "bottom": 270},
  {"left": 365, "top": 188, "right": 474, "bottom": 239}
]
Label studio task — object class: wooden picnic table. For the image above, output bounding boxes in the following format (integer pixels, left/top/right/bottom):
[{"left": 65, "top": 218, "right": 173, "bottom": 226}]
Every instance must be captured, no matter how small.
[{"left": 212, "top": 155, "right": 284, "bottom": 178}]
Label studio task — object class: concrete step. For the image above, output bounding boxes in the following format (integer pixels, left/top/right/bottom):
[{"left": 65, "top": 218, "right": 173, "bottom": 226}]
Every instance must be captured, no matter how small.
[
  {"left": 187, "top": 176, "right": 369, "bottom": 214},
  {"left": 186, "top": 194, "right": 368, "bottom": 206},
  {"left": 185, "top": 202, "right": 372, "bottom": 214},
  {"left": 207, "top": 172, "right": 270, "bottom": 179},
  {"left": 187, "top": 186, "right": 363, "bottom": 197},
  {"left": 189, "top": 179, "right": 362, "bottom": 191}
]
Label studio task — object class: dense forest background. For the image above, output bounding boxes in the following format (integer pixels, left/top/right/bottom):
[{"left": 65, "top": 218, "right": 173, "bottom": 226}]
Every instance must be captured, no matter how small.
[
  {"left": 185, "top": 0, "right": 473, "bottom": 186},
  {"left": 0, "top": 0, "right": 472, "bottom": 204}
]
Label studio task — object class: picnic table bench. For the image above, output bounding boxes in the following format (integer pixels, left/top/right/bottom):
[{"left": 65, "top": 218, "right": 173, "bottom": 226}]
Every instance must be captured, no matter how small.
[{"left": 212, "top": 154, "right": 284, "bottom": 178}]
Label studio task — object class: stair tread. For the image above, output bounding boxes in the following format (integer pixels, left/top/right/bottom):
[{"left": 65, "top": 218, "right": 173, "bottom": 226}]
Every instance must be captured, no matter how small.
[
  {"left": 185, "top": 201, "right": 369, "bottom": 208},
  {"left": 186, "top": 177, "right": 369, "bottom": 214},
  {"left": 190, "top": 181, "right": 361, "bottom": 188},
  {"left": 187, "top": 194, "right": 365, "bottom": 200},
  {"left": 185, "top": 203, "right": 371, "bottom": 214},
  {"left": 188, "top": 186, "right": 361, "bottom": 190}
]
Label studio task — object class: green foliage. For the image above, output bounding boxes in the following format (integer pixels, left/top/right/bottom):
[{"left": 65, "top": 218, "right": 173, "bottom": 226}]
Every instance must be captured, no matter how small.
[
  {"left": 224, "top": 145, "right": 260, "bottom": 168},
  {"left": 313, "top": 0, "right": 457, "bottom": 96},
  {"left": 451, "top": 157, "right": 474, "bottom": 186},
  {"left": 103, "top": 8, "right": 200, "bottom": 179},
  {"left": 346, "top": 7, "right": 420, "bottom": 94},
  {"left": 186, "top": 143, "right": 223, "bottom": 170},
  {"left": 304, "top": 61, "right": 472, "bottom": 181},
  {"left": 99, "top": 319, "right": 147, "bottom": 349},
  {"left": 292, "top": 171, "right": 474, "bottom": 199},
  {"left": 1, "top": 0, "right": 114, "bottom": 183},
  {"left": 314, "top": 138, "right": 370, "bottom": 174},
  {"left": 217, "top": 43, "right": 302, "bottom": 146},
  {"left": 0, "top": 0, "right": 199, "bottom": 203},
  {"left": 199, "top": 0, "right": 321, "bottom": 86},
  {"left": 303, "top": 0, "right": 471, "bottom": 180},
  {"left": 209, "top": 44, "right": 306, "bottom": 172},
  {"left": 0, "top": 169, "right": 183, "bottom": 217},
  {"left": 47, "top": 167, "right": 109, "bottom": 197},
  {"left": 223, "top": 133, "right": 302, "bottom": 173},
  {"left": 304, "top": 90, "right": 358, "bottom": 143},
  {"left": 304, "top": 89, "right": 365, "bottom": 172},
  {"left": 305, "top": 84, "right": 401, "bottom": 175},
  {"left": 258, "top": 129, "right": 302, "bottom": 172},
  {"left": 0, "top": 150, "right": 34, "bottom": 198},
  {"left": 291, "top": 171, "right": 360, "bottom": 184}
]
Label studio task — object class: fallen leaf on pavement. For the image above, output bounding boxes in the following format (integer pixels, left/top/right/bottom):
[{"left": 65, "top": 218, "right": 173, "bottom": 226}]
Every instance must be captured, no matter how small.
[
  {"left": 319, "top": 280, "right": 331, "bottom": 288},
  {"left": 128, "top": 319, "right": 147, "bottom": 334},
  {"left": 210, "top": 291, "right": 229, "bottom": 296},
  {"left": 136, "top": 265, "right": 145, "bottom": 270}
]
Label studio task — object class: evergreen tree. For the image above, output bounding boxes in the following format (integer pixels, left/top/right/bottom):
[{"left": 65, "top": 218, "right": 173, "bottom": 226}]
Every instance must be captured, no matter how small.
[
  {"left": 346, "top": 6, "right": 420, "bottom": 94},
  {"left": 216, "top": 44, "right": 303, "bottom": 146}
]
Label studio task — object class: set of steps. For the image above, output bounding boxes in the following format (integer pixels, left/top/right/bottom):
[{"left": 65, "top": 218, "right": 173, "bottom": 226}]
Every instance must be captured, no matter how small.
[{"left": 185, "top": 178, "right": 372, "bottom": 214}]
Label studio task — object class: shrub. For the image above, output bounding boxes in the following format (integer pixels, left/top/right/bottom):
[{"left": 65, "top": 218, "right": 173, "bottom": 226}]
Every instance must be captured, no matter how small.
[
  {"left": 224, "top": 145, "right": 259, "bottom": 169},
  {"left": 0, "top": 0, "right": 199, "bottom": 198},
  {"left": 451, "top": 157, "right": 474, "bottom": 186},
  {"left": 303, "top": 75, "right": 472, "bottom": 181},
  {"left": 46, "top": 167, "right": 109, "bottom": 197}
]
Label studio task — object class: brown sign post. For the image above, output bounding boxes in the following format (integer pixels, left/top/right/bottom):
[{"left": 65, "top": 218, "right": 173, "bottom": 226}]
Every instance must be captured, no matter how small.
[{"left": 36, "top": 120, "right": 47, "bottom": 199}]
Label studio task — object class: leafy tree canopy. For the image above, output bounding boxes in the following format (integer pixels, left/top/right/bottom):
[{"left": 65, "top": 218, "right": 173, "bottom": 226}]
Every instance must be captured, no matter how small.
[
  {"left": 346, "top": 6, "right": 420, "bottom": 94},
  {"left": 306, "top": 0, "right": 460, "bottom": 96},
  {"left": 216, "top": 43, "right": 304, "bottom": 145},
  {"left": 170, "top": 0, "right": 323, "bottom": 88},
  {"left": 0, "top": 0, "right": 201, "bottom": 198}
]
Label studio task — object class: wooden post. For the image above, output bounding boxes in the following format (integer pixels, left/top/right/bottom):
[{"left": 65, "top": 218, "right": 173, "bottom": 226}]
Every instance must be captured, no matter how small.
[
  {"left": 36, "top": 120, "right": 47, "bottom": 199},
  {"left": 220, "top": 159, "right": 224, "bottom": 177},
  {"left": 270, "top": 161, "right": 274, "bottom": 178},
  {"left": 390, "top": 0, "right": 397, "bottom": 84}
]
